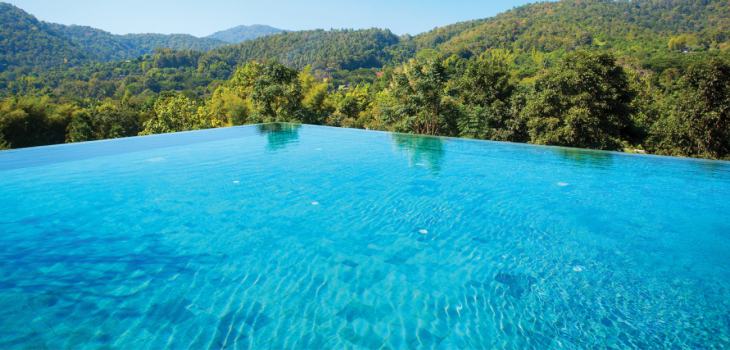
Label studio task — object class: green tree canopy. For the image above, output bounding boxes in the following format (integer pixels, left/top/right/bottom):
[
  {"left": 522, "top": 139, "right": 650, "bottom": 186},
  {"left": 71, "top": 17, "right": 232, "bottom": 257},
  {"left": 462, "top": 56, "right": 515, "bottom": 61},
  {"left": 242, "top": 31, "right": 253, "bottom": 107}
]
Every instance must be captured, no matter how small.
[
  {"left": 456, "top": 59, "right": 528, "bottom": 142},
  {"left": 522, "top": 51, "right": 635, "bottom": 150},
  {"left": 247, "top": 62, "right": 305, "bottom": 123},
  {"left": 651, "top": 57, "right": 730, "bottom": 159},
  {"left": 139, "top": 92, "right": 224, "bottom": 135},
  {"left": 0, "top": 97, "right": 75, "bottom": 148},
  {"left": 389, "top": 58, "right": 459, "bottom": 136}
]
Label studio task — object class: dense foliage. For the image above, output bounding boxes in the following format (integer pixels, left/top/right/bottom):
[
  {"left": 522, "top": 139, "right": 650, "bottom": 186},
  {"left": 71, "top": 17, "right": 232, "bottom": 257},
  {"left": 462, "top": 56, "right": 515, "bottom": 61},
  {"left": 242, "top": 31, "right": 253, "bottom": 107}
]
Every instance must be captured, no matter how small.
[
  {"left": 456, "top": 58, "right": 527, "bottom": 142},
  {"left": 2, "top": 0, "right": 730, "bottom": 161},
  {"left": 208, "top": 25, "right": 283, "bottom": 43},
  {"left": 204, "top": 28, "right": 400, "bottom": 72},
  {"left": 0, "top": 96, "right": 74, "bottom": 149},
  {"left": 386, "top": 59, "right": 459, "bottom": 135},
  {"left": 0, "top": 3, "right": 89, "bottom": 71},
  {"left": 50, "top": 24, "right": 229, "bottom": 63},
  {"left": 5, "top": 0, "right": 730, "bottom": 91},
  {"left": 407, "top": 0, "right": 730, "bottom": 80},
  {"left": 650, "top": 58, "right": 730, "bottom": 159},
  {"left": 523, "top": 51, "right": 635, "bottom": 150},
  {"left": 4, "top": 52, "right": 729, "bottom": 160},
  {"left": 0, "top": 2, "right": 228, "bottom": 72}
]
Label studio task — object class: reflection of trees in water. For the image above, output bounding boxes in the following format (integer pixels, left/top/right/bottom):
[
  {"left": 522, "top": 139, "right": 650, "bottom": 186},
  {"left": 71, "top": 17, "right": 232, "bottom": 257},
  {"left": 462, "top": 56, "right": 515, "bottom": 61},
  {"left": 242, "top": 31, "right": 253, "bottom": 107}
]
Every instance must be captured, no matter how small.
[
  {"left": 556, "top": 148, "right": 730, "bottom": 179},
  {"left": 661, "top": 156, "right": 730, "bottom": 180},
  {"left": 557, "top": 148, "right": 613, "bottom": 169},
  {"left": 392, "top": 133, "right": 445, "bottom": 173},
  {"left": 257, "top": 123, "right": 301, "bottom": 151}
]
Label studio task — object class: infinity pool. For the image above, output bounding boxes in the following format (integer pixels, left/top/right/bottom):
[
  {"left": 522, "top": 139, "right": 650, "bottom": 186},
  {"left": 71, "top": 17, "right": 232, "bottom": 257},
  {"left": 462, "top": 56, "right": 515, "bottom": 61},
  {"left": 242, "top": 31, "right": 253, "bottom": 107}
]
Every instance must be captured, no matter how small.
[{"left": 1, "top": 123, "right": 729, "bottom": 349}]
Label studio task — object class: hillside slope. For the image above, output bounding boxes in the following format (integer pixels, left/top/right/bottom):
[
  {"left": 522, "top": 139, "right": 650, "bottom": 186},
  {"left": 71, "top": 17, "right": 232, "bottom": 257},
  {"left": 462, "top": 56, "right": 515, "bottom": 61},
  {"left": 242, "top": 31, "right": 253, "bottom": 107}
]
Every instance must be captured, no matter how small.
[
  {"left": 0, "top": 2, "right": 229, "bottom": 71},
  {"left": 193, "top": 0, "right": 730, "bottom": 77},
  {"left": 50, "top": 24, "right": 229, "bottom": 62},
  {"left": 208, "top": 24, "right": 283, "bottom": 43},
  {"left": 405, "top": 0, "right": 730, "bottom": 72},
  {"left": 0, "top": 3, "right": 89, "bottom": 71},
  {"left": 3, "top": 0, "right": 730, "bottom": 93},
  {"left": 200, "top": 28, "right": 400, "bottom": 71}
]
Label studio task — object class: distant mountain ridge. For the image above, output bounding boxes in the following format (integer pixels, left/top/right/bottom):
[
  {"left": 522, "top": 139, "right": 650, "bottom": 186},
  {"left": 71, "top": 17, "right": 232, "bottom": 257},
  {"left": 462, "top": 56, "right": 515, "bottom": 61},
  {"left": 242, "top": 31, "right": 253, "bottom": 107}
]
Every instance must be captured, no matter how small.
[
  {"left": 0, "top": 2, "right": 89, "bottom": 71},
  {"left": 154, "top": 0, "right": 729, "bottom": 87},
  {"left": 3, "top": 0, "right": 730, "bottom": 77},
  {"left": 0, "top": 2, "right": 229, "bottom": 71},
  {"left": 202, "top": 28, "right": 398, "bottom": 71},
  {"left": 405, "top": 0, "right": 730, "bottom": 62},
  {"left": 208, "top": 24, "right": 283, "bottom": 43},
  {"left": 50, "top": 24, "right": 229, "bottom": 63}
]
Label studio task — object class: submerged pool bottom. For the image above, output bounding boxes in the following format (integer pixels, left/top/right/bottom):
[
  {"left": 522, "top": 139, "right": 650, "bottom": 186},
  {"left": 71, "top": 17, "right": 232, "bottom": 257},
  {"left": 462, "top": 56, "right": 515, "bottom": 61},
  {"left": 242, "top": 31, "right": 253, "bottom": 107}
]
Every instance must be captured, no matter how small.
[{"left": 0, "top": 124, "right": 729, "bottom": 349}]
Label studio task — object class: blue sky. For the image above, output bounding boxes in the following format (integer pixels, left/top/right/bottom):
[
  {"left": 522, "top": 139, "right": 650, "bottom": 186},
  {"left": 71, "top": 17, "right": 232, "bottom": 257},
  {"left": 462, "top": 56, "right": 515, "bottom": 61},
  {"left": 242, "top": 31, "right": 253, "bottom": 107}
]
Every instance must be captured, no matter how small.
[{"left": 9, "top": 0, "right": 537, "bottom": 37}]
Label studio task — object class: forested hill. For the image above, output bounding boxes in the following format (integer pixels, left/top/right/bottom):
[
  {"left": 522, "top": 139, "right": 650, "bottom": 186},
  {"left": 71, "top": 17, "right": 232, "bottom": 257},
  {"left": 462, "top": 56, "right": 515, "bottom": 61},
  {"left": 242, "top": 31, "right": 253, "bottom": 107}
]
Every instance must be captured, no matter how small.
[
  {"left": 5, "top": 0, "right": 730, "bottom": 76},
  {"left": 0, "top": 2, "right": 228, "bottom": 71},
  {"left": 157, "top": 0, "right": 730, "bottom": 80},
  {"left": 406, "top": 0, "right": 730, "bottom": 72},
  {"left": 0, "top": 3, "right": 90, "bottom": 71},
  {"left": 3, "top": 0, "right": 730, "bottom": 97},
  {"left": 50, "top": 24, "right": 229, "bottom": 62},
  {"left": 202, "top": 28, "right": 400, "bottom": 71},
  {"left": 208, "top": 25, "right": 283, "bottom": 43}
]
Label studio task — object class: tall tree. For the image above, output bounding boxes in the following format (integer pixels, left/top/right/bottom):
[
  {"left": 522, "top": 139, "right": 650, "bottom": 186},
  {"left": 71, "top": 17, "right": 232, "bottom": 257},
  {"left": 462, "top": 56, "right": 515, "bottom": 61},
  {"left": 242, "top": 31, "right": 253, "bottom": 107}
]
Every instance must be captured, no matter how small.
[
  {"left": 389, "top": 58, "right": 459, "bottom": 136},
  {"left": 651, "top": 58, "right": 730, "bottom": 159},
  {"left": 456, "top": 58, "right": 527, "bottom": 142},
  {"left": 247, "top": 62, "right": 306, "bottom": 123},
  {"left": 522, "top": 51, "right": 635, "bottom": 150}
]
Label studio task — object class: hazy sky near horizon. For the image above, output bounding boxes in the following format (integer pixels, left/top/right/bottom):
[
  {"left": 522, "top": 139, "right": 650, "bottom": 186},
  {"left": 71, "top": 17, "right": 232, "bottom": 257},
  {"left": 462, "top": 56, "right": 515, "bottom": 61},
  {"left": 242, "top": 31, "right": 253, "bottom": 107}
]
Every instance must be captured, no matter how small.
[{"left": 8, "top": 0, "right": 537, "bottom": 37}]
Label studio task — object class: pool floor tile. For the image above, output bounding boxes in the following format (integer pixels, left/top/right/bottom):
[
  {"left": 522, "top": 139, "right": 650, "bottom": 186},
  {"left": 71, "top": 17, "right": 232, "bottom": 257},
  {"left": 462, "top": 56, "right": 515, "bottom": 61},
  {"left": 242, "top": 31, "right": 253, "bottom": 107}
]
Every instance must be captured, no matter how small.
[
  {"left": 433, "top": 338, "right": 464, "bottom": 350},
  {"left": 379, "top": 332, "right": 406, "bottom": 349},
  {"left": 355, "top": 329, "right": 385, "bottom": 350}
]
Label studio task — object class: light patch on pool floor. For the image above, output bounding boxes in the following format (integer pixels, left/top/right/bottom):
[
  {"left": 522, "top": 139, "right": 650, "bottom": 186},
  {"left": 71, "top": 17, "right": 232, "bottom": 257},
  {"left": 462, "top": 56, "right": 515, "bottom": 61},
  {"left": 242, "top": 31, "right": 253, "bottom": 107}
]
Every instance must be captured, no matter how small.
[
  {"left": 312, "top": 202, "right": 319, "bottom": 205},
  {"left": 419, "top": 229, "right": 428, "bottom": 234},
  {"left": 146, "top": 158, "right": 165, "bottom": 162},
  {"left": 558, "top": 182, "right": 569, "bottom": 186}
]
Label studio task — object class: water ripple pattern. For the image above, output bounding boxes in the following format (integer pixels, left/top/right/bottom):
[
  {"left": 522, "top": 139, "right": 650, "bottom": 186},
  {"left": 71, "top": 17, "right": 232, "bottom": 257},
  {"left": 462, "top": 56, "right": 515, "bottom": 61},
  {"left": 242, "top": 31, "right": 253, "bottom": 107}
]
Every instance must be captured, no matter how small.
[{"left": 1, "top": 123, "right": 729, "bottom": 349}]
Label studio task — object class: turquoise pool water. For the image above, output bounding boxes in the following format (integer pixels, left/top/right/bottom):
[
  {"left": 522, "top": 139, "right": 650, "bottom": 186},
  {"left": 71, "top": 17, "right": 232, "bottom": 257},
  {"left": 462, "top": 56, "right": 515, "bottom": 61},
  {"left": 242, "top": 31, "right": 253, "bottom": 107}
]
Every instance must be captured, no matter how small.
[{"left": 1, "top": 123, "right": 729, "bottom": 350}]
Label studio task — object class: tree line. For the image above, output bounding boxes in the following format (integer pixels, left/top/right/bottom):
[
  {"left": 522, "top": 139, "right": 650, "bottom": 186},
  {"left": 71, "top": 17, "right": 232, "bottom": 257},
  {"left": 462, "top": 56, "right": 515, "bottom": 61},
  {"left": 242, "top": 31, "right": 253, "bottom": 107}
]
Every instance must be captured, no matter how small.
[
  {"left": 2, "top": 51, "right": 728, "bottom": 160},
  {"left": 7, "top": 0, "right": 730, "bottom": 88}
]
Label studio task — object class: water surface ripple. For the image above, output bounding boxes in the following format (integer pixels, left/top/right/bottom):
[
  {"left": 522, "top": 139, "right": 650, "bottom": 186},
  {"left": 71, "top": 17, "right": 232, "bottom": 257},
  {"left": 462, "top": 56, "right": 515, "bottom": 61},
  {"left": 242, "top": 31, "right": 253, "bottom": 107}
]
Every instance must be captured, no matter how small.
[{"left": 1, "top": 124, "right": 729, "bottom": 349}]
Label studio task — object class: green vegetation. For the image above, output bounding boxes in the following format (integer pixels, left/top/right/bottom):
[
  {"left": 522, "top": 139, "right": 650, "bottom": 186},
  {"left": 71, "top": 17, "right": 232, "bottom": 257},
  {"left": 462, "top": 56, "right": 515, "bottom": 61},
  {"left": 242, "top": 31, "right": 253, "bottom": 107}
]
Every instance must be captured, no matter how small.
[
  {"left": 0, "top": 2, "right": 228, "bottom": 72},
  {"left": 523, "top": 51, "right": 634, "bottom": 150},
  {"left": 385, "top": 58, "right": 459, "bottom": 135},
  {"left": 456, "top": 58, "right": 527, "bottom": 142},
  {"left": 407, "top": 0, "right": 730, "bottom": 79},
  {"left": 2, "top": 0, "right": 730, "bottom": 161},
  {"left": 208, "top": 25, "right": 284, "bottom": 43},
  {"left": 0, "top": 96, "right": 75, "bottom": 149},
  {"left": 205, "top": 28, "right": 399, "bottom": 72},
  {"left": 650, "top": 58, "right": 730, "bottom": 159},
  {"left": 1, "top": 3, "right": 89, "bottom": 71},
  {"left": 51, "top": 24, "right": 229, "bottom": 63}
]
